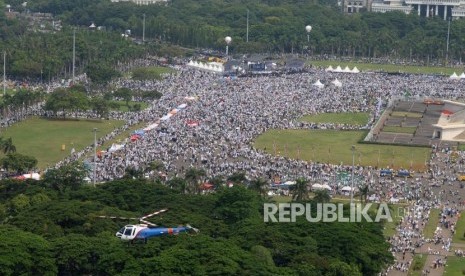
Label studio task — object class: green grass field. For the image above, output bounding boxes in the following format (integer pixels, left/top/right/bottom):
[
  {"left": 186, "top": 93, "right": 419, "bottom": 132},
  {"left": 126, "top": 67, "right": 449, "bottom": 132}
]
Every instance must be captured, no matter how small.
[
  {"left": 391, "top": 111, "right": 423, "bottom": 118},
  {"left": 310, "top": 60, "right": 460, "bottom": 75},
  {"left": 131, "top": 66, "right": 176, "bottom": 80},
  {"left": 408, "top": 254, "right": 428, "bottom": 276},
  {"left": 382, "top": 126, "right": 416, "bottom": 134},
  {"left": 299, "top": 112, "right": 370, "bottom": 125},
  {"left": 110, "top": 101, "right": 149, "bottom": 112},
  {"left": 253, "top": 129, "right": 430, "bottom": 170},
  {"left": 444, "top": 256, "right": 465, "bottom": 276},
  {"left": 452, "top": 211, "right": 465, "bottom": 244},
  {"left": 0, "top": 117, "right": 125, "bottom": 169},
  {"left": 423, "top": 209, "right": 440, "bottom": 239}
]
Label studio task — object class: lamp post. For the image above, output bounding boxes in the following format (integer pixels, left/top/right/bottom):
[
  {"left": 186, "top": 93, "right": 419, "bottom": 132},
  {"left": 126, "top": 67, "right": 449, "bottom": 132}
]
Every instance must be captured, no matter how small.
[
  {"left": 305, "top": 25, "right": 312, "bottom": 57},
  {"left": 350, "top": 145, "right": 355, "bottom": 204},
  {"left": 305, "top": 25, "right": 312, "bottom": 43},
  {"left": 93, "top": 128, "right": 98, "bottom": 187},
  {"left": 225, "top": 36, "right": 232, "bottom": 57},
  {"left": 446, "top": 17, "right": 451, "bottom": 65}
]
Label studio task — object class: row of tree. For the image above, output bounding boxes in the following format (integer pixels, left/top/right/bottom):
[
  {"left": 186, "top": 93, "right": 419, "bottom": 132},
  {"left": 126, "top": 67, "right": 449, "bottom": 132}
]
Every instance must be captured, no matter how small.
[
  {"left": 43, "top": 85, "right": 162, "bottom": 118},
  {"left": 11, "top": 0, "right": 465, "bottom": 62}
]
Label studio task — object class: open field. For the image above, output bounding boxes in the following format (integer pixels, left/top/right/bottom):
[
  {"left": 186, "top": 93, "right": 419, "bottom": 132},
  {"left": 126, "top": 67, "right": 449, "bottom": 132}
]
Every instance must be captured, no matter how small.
[
  {"left": 131, "top": 66, "right": 176, "bottom": 80},
  {"left": 408, "top": 254, "right": 428, "bottom": 276},
  {"left": 391, "top": 111, "right": 423, "bottom": 118},
  {"left": 110, "top": 100, "right": 149, "bottom": 112},
  {"left": 423, "top": 209, "right": 440, "bottom": 239},
  {"left": 443, "top": 256, "right": 465, "bottom": 276},
  {"left": 452, "top": 211, "right": 465, "bottom": 244},
  {"left": 382, "top": 126, "right": 417, "bottom": 134},
  {"left": 0, "top": 117, "right": 125, "bottom": 169},
  {"left": 310, "top": 60, "right": 459, "bottom": 75},
  {"left": 254, "top": 129, "right": 430, "bottom": 170},
  {"left": 299, "top": 112, "right": 370, "bottom": 125}
]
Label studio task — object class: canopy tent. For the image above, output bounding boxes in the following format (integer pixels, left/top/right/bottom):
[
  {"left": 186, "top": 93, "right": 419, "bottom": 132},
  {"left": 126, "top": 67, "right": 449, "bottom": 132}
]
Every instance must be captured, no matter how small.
[
  {"left": 450, "top": 72, "right": 460, "bottom": 80},
  {"left": 334, "top": 66, "right": 343, "bottom": 72},
  {"left": 177, "top": 103, "right": 187, "bottom": 109},
  {"left": 143, "top": 123, "right": 159, "bottom": 131},
  {"left": 134, "top": 129, "right": 145, "bottom": 136},
  {"left": 343, "top": 66, "right": 351, "bottom": 73},
  {"left": 325, "top": 65, "right": 334, "bottom": 72},
  {"left": 313, "top": 80, "right": 324, "bottom": 88},
  {"left": 460, "top": 73, "right": 465, "bottom": 79},
  {"left": 332, "top": 78, "right": 342, "bottom": 87},
  {"left": 352, "top": 66, "right": 360, "bottom": 73},
  {"left": 283, "top": 181, "right": 296, "bottom": 185},
  {"left": 341, "top": 186, "right": 354, "bottom": 192},
  {"left": 108, "top": 143, "right": 124, "bottom": 152},
  {"left": 312, "top": 183, "right": 331, "bottom": 190},
  {"left": 22, "top": 173, "right": 41, "bottom": 180}
]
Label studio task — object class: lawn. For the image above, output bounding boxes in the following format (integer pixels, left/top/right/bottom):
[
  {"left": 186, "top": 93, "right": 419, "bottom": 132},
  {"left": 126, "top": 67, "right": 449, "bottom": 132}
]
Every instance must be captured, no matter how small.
[
  {"left": 391, "top": 111, "right": 423, "bottom": 118},
  {"left": 408, "top": 254, "right": 428, "bottom": 276},
  {"left": 452, "top": 211, "right": 465, "bottom": 244},
  {"left": 443, "top": 256, "right": 465, "bottom": 276},
  {"left": 299, "top": 112, "right": 370, "bottom": 125},
  {"left": 110, "top": 101, "right": 149, "bottom": 112},
  {"left": 382, "top": 126, "right": 417, "bottom": 134},
  {"left": 310, "top": 60, "right": 460, "bottom": 75},
  {"left": 253, "top": 129, "right": 430, "bottom": 170},
  {"left": 423, "top": 209, "right": 440, "bottom": 239},
  {"left": 0, "top": 117, "right": 125, "bottom": 169},
  {"left": 131, "top": 66, "right": 176, "bottom": 80}
]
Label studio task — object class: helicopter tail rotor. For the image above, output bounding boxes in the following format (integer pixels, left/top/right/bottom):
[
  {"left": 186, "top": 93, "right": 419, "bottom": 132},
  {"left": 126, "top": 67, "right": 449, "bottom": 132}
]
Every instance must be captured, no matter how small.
[{"left": 185, "top": 224, "right": 199, "bottom": 234}]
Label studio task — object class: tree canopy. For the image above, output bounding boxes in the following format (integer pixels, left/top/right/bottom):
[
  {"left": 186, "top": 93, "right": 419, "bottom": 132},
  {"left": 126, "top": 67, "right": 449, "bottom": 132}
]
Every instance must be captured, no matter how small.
[{"left": 0, "top": 177, "right": 393, "bottom": 275}]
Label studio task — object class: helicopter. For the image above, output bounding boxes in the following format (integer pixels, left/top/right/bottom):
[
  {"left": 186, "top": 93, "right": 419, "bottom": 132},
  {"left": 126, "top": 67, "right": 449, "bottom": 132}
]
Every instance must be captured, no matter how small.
[{"left": 98, "top": 209, "right": 199, "bottom": 243}]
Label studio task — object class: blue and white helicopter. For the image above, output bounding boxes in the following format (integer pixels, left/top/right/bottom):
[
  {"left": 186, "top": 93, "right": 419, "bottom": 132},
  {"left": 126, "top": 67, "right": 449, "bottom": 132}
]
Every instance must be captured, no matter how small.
[{"left": 98, "top": 209, "right": 199, "bottom": 243}]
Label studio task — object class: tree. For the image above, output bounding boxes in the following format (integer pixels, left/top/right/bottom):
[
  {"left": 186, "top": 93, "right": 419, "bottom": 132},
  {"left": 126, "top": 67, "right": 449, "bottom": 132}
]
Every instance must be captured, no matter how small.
[
  {"left": 0, "top": 225, "right": 57, "bottom": 276},
  {"left": 43, "top": 161, "right": 87, "bottom": 192},
  {"left": 114, "top": 88, "right": 132, "bottom": 109},
  {"left": 227, "top": 171, "right": 247, "bottom": 186},
  {"left": 1, "top": 137, "right": 16, "bottom": 154},
  {"left": 185, "top": 167, "right": 206, "bottom": 194},
  {"left": 313, "top": 189, "right": 331, "bottom": 203},
  {"left": 0, "top": 153, "right": 37, "bottom": 174},
  {"left": 91, "top": 97, "right": 110, "bottom": 118},
  {"left": 292, "top": 177, "right": 309, "bottom": 202},
  {"left": 359, "top": 184, "right": 369, "bottom": 203},
  {"left": 249, "top": 177, "right": 268, "bottom": 197}
]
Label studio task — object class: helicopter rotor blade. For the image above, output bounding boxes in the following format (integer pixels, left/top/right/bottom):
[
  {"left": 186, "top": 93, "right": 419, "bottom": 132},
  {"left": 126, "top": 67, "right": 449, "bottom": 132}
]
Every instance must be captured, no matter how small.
[
  {"left": 96, "top": 215, "right": 140, "bottom": 220},
  {"left": 139, "top": 219, "right": 158, "bottom": 227},
  {"left": 140, "top": 209, "right": 168, "bottom": 221}
]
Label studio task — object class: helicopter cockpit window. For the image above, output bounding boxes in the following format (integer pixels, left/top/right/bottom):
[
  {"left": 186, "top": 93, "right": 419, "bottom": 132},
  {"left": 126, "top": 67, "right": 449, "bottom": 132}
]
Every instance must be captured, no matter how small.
[
  {"left": 124, "top": 227, "right": 133, "bottom": 236},
  {"left": 117, "top": 228, "right": 124, "bottom": 235}
]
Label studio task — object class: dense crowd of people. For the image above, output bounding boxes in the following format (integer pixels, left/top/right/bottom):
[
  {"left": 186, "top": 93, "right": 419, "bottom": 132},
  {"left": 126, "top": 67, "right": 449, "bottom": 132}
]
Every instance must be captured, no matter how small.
[{"left": 2, "top": 59, "right": 465, "bottom": 275}]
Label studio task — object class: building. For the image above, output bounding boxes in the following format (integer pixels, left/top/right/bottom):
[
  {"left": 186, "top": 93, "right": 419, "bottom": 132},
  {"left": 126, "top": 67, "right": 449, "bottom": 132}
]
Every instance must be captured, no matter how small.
[
  {"left": 344, "top": 0, "right": 465, "bottom": 19},
  {"left": 110, "top": 0, "right": 168, "bottom": 5},
  {"left": 432, "top": 100, "right": 465, "bottom": 142}
]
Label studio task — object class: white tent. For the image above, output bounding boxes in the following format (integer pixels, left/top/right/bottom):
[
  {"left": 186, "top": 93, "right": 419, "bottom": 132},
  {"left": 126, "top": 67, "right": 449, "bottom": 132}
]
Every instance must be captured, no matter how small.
[
  {"left": 143, "top": 123, "right": 159, "bottom": 131},
  {"left": 352, "top": 66, "right": 360, "bottom": 73},
  {"left": 284, "top": 181, "right": 296, "bottom": 185},
  {"left": 313, "top": 80, "right": 324, "bottom": 88},
  {"left": 108, "top": 143, "right": 124, "bottom": 152},
  {"left": 312, "top": 183, "right": 331, "bottom": 190},
  {"left": 450, "top": 72, "right": 459, "bottom": 80},
  {"left": 334, "top": 66, "right": 342, "bottom": 72},
  {"left": 343, "top": 66, "right": 351, "bottom": 73},
  {"left": 22, "top": 173, "right": 41, "bottom": 180},
  {"left": 460, "top": 72, "right": 465, "bottom": 79},
  {"left": 325, "top": 65, "right": 334, "bottom": 72},
  {"left": 341, "top": 186, "right": 354, "bottom": 192},
  {"left": 187, "top": 60, "right": 194, "bottom": 66},
  {"left": 332, "top": 78, "right": 342, "bottom": 87}
]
